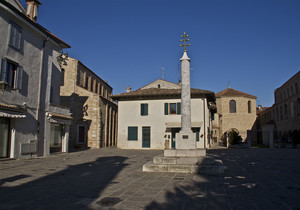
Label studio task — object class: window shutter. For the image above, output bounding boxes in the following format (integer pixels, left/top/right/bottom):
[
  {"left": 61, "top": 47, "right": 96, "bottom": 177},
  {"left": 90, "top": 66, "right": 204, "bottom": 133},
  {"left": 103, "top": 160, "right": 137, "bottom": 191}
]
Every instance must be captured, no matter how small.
[
  {"left": 141, "top": 104, "right": 144, "bottom": 116},
  {"left": 164, "top": 103, "right": 168, "bottom": 115},
  {"left": 0, "top": 59, "right": 7, "bottom": 81},
  {"left": 16, "top": 66, "right": 23, "bottom": 90},
  {"left": 144, "top": 103, "right": 148, "bottom": 115},
  {"left": 177, "top": 102, "right": 181, "bottom": 115},
  {"left": 128, "top": 127, "right": 138, "bottom": 140}
]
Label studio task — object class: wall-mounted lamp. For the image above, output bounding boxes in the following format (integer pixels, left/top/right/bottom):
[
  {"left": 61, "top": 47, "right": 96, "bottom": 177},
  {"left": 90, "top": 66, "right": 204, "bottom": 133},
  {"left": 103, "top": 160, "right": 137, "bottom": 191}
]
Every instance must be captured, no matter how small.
[{"left": 57, "top": 52, "right": 68, "bottom": 67}]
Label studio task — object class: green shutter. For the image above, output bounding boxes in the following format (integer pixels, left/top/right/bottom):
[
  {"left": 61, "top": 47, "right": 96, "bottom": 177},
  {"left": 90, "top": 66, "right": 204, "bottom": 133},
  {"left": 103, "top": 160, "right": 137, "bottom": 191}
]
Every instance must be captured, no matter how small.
[
  {"left": 196, "top": 127, "right": 201, "bottom": 142},
  {"left": 145, "top": 103, "right": 148, "bottom": 115},
  {"left": 177, "top": 102, "right": 181, "bottom": 115},
  {"left": 164, "top": 103, "right": 168, "bottom": 115},
  {"left": 141, "top": 104, "right": 148, "bottom": 116},
  {"left": 141, "top": 104, "right": 144, "bottom": 115},
  {"left": 128, "top": 127, "right": 138, "bottom": 140}
]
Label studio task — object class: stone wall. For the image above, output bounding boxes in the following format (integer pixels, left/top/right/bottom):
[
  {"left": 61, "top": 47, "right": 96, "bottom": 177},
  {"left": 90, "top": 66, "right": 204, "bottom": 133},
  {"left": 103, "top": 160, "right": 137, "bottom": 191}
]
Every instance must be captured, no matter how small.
[
  {"left": 216, "top": 96, "right": 256, "bottom": 142},
  {"left": 60, "top": 58, "right": 118, "bottom": 149}
]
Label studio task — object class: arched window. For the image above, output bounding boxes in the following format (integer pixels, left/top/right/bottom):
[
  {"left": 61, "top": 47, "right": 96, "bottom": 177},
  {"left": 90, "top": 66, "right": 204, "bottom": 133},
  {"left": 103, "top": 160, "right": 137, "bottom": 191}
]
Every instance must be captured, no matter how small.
[
  {"left": 248, "top": 101, "right": 251, "bottom": 113},
  {"left": 229, "top": 100, "right": 236, "bottom": 113}
]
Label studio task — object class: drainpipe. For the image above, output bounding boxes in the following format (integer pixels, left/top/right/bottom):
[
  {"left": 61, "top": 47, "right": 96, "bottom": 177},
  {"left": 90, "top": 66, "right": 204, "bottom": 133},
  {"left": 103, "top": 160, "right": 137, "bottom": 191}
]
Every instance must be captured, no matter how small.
[
  {"left": 203, "top": 98, "right": 206, "bottom": 149},
  {"left": 36, "top": 36, "right": 49, "bottom": 156}
]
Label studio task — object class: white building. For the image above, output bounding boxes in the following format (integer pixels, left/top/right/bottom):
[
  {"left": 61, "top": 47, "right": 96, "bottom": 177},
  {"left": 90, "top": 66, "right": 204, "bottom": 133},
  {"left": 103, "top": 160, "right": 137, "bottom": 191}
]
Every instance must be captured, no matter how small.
[
  {"left": 0, "top": 0, "right": 71, "bottom": 159},
  {"left": 111, "top": 79, "right": 216, "bottom": 149}
]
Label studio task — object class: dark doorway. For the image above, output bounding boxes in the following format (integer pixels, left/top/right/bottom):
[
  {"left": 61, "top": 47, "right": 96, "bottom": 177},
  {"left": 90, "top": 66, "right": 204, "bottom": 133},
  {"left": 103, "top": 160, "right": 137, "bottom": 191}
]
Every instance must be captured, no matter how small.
[
  {"left": 0, "top": 118, "right": 10, "bottom": 158},
  {"left": 142, "top": 126, "right": 151, "bottom": 148}
]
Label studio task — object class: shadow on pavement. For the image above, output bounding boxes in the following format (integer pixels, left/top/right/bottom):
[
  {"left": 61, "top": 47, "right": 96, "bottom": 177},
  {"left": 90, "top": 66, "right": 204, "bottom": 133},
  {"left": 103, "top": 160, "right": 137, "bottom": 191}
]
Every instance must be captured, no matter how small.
[
  {"left": 146, "top": 148, "right": 300, "bottom": 209},
  {"left": 0, "top": 156, "right": 128, "bottom": 210}
]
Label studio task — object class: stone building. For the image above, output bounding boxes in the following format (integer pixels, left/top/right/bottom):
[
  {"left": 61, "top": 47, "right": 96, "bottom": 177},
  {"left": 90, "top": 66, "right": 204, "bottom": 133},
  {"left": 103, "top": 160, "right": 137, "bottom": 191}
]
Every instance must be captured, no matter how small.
[
  {"left": 60, "top": 57, "right": 117, "bottom": 149},
  {"left": 0, "top": 0, "right": 72, "bottom": 159},
  {"left": 213, "top": 87, "right": 257, "bottom": 145},
  {"left": 111, "top": 79, "right": 216, "bottom": 149},
  {"left": 257, "top": 71, "right": 300, "bottom": 146}
]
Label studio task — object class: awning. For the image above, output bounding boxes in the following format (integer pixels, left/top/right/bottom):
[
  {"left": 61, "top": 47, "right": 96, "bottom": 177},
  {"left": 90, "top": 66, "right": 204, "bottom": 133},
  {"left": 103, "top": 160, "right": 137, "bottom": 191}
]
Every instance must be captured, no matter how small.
[
  {"left": 165, "top": 121, "right": 203, "bottom": 128},
  {"left": 0, "top": 110, "right": 26, "bottom": 118},
  {"left": 46, "top": 112, "right": 72, "bottom": 125}
]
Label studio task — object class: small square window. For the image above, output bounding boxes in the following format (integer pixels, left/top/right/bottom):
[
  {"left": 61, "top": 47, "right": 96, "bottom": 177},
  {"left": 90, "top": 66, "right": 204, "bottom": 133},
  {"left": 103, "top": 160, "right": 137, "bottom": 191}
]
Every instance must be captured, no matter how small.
[
  {"left": 128, "top": 126, "right": 138, "bottom": 141},
  {"left": 169, "top": 103, "right": 177, "bottom": 114}
]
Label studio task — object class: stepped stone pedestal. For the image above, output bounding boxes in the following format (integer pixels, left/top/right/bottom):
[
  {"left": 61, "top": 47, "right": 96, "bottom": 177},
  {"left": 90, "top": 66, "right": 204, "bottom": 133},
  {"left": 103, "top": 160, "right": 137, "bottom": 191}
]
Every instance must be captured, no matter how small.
[{"left": 143, "top": 149, "right": 224, "bottom": 174}]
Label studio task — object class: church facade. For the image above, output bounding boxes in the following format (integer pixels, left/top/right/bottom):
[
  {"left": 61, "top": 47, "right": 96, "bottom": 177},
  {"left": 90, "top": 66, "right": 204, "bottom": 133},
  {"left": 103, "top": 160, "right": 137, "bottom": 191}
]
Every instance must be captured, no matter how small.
[
  {"left": 212, "top": 87, "right": 257, "bottom": 145},
  {"left": 111, "top": 79, "right": 216, "bottom": 150}
]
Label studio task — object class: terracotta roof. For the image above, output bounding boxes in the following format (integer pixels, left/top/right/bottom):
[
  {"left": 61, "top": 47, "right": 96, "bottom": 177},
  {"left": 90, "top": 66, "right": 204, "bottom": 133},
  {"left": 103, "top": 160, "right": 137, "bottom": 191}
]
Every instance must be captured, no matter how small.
[
  {"left": 216, "top": 88, "right": 256, "bottom": 99},
  {"left": 111, "top": 88, "right": 215, "bottom": 102}
]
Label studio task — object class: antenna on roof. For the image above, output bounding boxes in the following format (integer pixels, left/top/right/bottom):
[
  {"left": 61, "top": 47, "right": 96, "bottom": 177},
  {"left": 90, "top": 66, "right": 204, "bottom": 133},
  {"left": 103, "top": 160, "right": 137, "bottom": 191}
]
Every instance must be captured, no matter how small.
[{"left": 161, "top": 67, "right": 166, "bottom": 80}]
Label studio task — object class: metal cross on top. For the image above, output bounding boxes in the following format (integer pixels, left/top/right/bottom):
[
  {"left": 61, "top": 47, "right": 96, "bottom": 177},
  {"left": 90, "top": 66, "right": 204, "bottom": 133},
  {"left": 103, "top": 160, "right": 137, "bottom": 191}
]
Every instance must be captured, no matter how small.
[{"left": 179, "top": 32, "right": 191, "bottom": 52}]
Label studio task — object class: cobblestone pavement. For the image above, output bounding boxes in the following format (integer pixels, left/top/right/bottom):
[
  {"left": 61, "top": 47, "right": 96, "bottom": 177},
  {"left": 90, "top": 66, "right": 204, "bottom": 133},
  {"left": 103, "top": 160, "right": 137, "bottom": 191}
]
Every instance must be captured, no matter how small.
[{"left": 0, "top": 147, "right": 300, "bottom": 210}]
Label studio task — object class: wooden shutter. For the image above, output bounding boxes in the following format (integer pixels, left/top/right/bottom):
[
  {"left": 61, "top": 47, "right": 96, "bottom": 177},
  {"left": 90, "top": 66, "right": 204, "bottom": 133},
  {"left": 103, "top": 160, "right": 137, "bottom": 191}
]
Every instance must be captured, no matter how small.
[
  {"left": 0, "top": 59, "right": 7, "bottom": 81},
  {"left": 128, "top": 127, "right": 138, "bottom": 140},
  {"left": 144, "top": 103, "right": 148, "bottom": 115},
  {"left": 177, "top": 102, "right": 181, "bottom": 115},
  {"left": 16, "top": 66, "right": 23, "bottom": 90},
  {"left": 141, "top": 104, "right": 144, "bottom": 115},
  {"left": 164, "top": 103, "right": 168, "bottom": 115}
]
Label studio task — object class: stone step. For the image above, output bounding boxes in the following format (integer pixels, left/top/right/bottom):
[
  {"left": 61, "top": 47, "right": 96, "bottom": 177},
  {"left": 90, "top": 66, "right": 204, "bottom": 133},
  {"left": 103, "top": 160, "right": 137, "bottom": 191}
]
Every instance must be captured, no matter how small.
[
  {"left": 153, "top": 155, "right": 217, "bottom": 165},
  {"left": 143, "top": 162, "right": 198, "bottom": 173},
  {"left": 164, "top": 149, "right": 206, "bottom": 157},
  {"left": 143, "top": 159, "right": 224, "bottom": 174}
]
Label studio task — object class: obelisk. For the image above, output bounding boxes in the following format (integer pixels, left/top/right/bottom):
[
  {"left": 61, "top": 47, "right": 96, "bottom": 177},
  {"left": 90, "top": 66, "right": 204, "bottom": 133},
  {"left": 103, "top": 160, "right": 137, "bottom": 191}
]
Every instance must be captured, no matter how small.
[{"left": 176, "top": 32, "right": 196, "bottom": 149}]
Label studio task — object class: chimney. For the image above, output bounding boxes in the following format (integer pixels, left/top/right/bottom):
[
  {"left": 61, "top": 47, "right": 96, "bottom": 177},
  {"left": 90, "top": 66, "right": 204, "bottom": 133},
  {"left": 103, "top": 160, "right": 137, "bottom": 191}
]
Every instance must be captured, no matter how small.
[
  {"left": 126, "top": 86, "right": 131, "bottom": 93},
  {"left": 26, "top": 0, "right": 41, "bottom": 22},
  {"left": 257, "top": 105, "right": 262, "bottom": 110}
]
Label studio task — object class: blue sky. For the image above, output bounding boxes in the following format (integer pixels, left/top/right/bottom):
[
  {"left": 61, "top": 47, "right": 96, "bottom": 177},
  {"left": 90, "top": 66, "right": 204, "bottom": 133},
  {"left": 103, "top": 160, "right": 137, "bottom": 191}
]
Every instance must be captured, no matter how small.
[{"left": 21, "top": 0, "right": 300, "bottom": 107}]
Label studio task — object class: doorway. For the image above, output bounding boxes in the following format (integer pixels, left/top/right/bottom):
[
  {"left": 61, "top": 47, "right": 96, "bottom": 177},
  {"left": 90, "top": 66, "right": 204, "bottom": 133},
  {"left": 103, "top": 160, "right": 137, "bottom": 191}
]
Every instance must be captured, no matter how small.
[
  {"left": 171, "top": 128, "right": 180, "bottom": 149},
  {"left": 50, "top": 124, "right": 63, "bottom": 153},
  {"left": 142, "top": 126, "right": 150, "bottom": 148},
  {"left": 0, "top": 118, "right": 10, "bottom": 158}
]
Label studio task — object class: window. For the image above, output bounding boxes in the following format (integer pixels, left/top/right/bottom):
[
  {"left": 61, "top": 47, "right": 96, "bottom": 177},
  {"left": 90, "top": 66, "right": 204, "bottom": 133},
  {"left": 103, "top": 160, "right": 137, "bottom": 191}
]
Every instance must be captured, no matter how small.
[
  {"left": 50, "top": 86, "right": 53, "bottom": 103},
  {"left": 287, "top": 88, "right": 290, "bottom": 97},
  {"left": 229, "top": 100, "right": 236, "bottom": 113},
  {"left": 164, "top": 103, "right": 181, "bottom": 115},
  {"left": 9, "top": 22, "right": 22, "bottom": 50},
  {"left": 169, "top": 103, "right": 177, "bottom": 114},
  {"left": 276, "top": 108, "right": 279, "bottom": 121},
  {"left": 296, "top": 82, "right": 298, "bottom": 93},
  {"left": 77, "top": 125, "right": 86, "bottom": 143},
  {"left": 90, "top": 78, "right": 94, "bottom": 92},
  {"left": 291, "top": 86, "right": 294, "bottom": 95},
  {"left": 60, "top": 68, "right": 65, "bottom": 86},
  {"left": 128, "top": 126, "right": 138, "bottom": 141},
  {"left": 284, "top": 104, "right": 288, "bottom": 119},
  {"left": 297, "top": 99, "right": 300, "bottom": 116},
  {"left": 141, "top": 103, "right": 148, "bottom": 116},
  {"left": 248, "top": 101, "right": 251, "bottom": 113},
  {"left": 0, "top": 59, "right": 23, "bottom": 89},
  {"left": 280, "top": 106, "right": 283, "bottom": 120}
]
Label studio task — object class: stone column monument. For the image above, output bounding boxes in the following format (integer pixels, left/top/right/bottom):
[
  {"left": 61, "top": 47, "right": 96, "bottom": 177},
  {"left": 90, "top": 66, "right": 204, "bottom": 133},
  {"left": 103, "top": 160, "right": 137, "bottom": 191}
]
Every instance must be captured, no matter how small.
[
  {"left": 175, "top": 32, "right": 196, "bottom": 149},
  {"left": 142, "top": 32, "right": 224, "bottom": 174}
]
